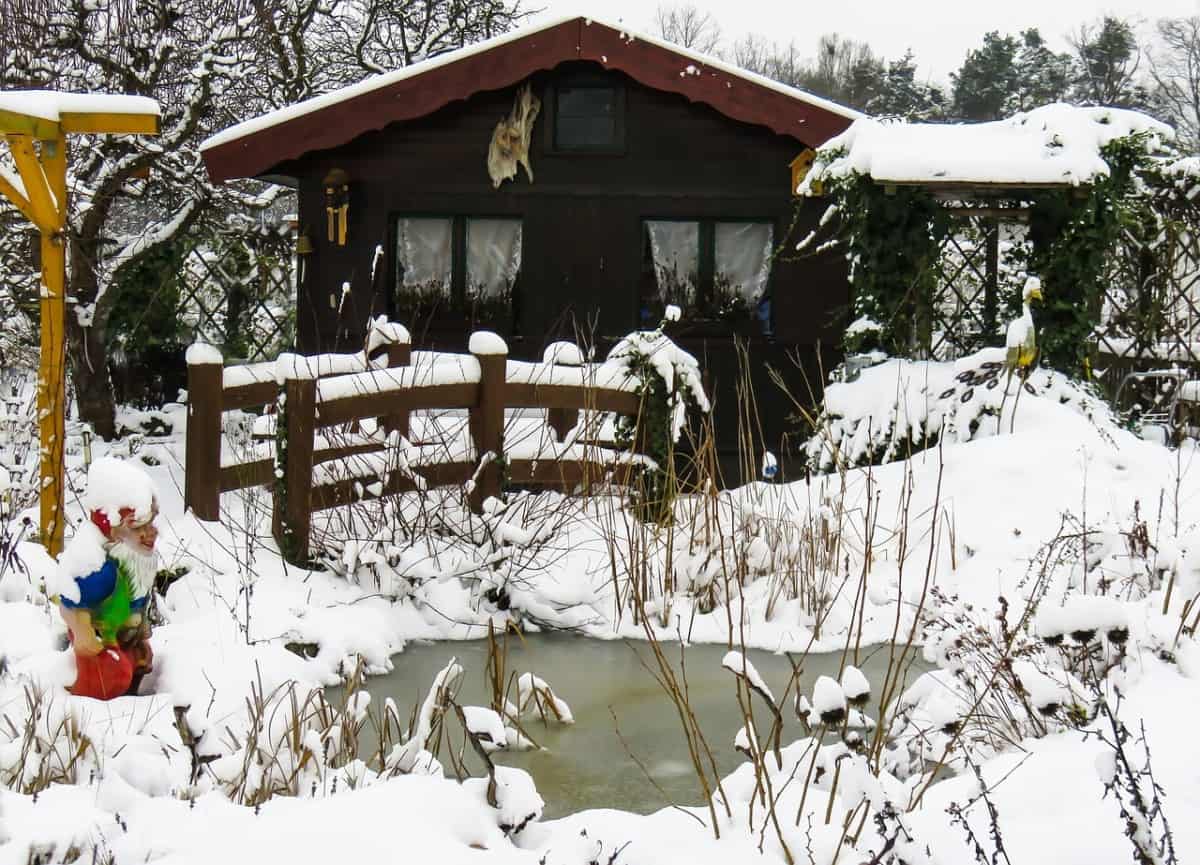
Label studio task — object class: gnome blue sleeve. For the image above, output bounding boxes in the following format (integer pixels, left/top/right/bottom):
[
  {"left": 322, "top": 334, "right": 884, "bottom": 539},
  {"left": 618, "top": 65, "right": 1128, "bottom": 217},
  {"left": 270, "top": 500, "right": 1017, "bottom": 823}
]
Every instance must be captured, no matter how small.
[{"left": 60, "top": 559, "right": 119, "bottom": 609}]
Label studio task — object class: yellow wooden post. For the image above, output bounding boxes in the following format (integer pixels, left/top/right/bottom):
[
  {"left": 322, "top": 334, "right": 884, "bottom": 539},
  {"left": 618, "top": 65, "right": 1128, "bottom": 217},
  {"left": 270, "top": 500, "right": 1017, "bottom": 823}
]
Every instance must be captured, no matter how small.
[
  {"left": 5, "top": 131, "right": 67, "bottom": 556},
  {"left": 39, "top": 136, "right": 68, "bottom": 557},
  {"left": 0, "top": 94, "right": 158, "bottom": 558}
]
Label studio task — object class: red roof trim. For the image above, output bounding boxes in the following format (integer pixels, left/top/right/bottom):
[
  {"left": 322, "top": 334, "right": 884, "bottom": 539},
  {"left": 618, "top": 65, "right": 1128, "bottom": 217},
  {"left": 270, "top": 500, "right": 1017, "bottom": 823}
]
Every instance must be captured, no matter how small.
[{"left": 202, "top": 19, "right": 855, "bottom": 183}]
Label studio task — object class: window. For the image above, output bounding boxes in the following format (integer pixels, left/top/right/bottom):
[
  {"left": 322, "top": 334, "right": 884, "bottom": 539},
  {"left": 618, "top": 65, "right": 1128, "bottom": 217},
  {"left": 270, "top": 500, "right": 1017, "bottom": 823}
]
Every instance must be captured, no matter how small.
[
  {"left": 394, "top": 216, "right": 522, "bottom": 323},
  {"left": 641, "top": 219, "right": 774, "bottom": 331},
  {"left": 396, "top": 217, "right": 453, "bottom": 306},
  {"left": 553, "top": 76, "right": 624, "bottom": 152}
]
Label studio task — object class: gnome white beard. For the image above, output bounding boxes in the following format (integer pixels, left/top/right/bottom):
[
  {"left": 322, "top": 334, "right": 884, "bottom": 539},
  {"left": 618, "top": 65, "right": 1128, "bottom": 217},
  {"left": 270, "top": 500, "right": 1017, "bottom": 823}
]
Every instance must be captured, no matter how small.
[{"left": 109, "top": 539, "right": 160, "bottom": 599}]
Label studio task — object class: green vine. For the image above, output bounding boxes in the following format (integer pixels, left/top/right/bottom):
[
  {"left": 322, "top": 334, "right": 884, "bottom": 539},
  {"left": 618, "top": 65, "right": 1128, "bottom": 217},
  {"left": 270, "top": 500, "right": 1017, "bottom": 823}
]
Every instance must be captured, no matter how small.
[
  {"left": 1027, "top": 134, "right": 1156, "bottom": 376},
  {"left": 615, "top": 364, "right": 673, "bottom": 523},
  {"left": 611, "top": 325, "right": 697, "bottom": 525},
  {"left": 817, "top": 166, "right": 951, "bottom": 355}
]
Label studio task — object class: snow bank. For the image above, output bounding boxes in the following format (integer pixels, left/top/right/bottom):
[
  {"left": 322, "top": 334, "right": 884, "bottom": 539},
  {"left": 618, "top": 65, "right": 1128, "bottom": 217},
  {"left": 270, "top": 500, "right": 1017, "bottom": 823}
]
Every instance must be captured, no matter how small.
[{"left": 806, "top": 349, "right": 1112, "bottom": 470}]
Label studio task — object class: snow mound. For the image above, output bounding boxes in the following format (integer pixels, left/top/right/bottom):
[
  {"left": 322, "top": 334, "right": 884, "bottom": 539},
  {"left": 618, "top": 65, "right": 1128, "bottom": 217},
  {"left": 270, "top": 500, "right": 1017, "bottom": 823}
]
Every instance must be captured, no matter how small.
[{"left": 805, "top": 349, "right": 1114, "bottom": 471}]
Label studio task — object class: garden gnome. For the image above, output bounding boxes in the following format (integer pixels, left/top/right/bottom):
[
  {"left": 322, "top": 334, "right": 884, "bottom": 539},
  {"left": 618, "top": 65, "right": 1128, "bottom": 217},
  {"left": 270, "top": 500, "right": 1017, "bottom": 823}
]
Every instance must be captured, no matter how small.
[{"left": 54, "top": 458, "right": 160, "bottom": 699}]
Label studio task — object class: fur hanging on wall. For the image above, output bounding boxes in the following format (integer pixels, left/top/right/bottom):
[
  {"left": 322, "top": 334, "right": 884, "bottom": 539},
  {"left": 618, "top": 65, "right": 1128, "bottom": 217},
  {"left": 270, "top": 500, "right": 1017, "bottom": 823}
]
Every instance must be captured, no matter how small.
[{"left": 487, "top": 82, "right": 541, "bottom": 189}]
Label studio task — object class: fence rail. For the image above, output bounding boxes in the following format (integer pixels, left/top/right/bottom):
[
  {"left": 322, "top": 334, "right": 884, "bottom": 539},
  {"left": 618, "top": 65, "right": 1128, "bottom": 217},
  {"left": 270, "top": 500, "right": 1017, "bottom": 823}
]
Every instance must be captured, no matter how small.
[{"left": 185, "top": 324, "right": 655, "bottom": 563}]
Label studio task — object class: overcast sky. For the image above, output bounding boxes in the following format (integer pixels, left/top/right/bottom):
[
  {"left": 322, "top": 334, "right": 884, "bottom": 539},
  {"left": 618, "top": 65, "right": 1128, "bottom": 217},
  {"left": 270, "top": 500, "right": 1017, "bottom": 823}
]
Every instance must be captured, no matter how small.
[{"left": 533, "top": 0, "right": 1200, "bottom": 83}]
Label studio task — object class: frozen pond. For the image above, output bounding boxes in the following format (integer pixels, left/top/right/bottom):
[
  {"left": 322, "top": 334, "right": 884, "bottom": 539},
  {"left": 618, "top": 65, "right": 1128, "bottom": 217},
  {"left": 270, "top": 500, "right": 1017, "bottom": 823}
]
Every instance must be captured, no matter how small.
[{"left": 344, "top": 633, "right": 932, "bottom": 817}]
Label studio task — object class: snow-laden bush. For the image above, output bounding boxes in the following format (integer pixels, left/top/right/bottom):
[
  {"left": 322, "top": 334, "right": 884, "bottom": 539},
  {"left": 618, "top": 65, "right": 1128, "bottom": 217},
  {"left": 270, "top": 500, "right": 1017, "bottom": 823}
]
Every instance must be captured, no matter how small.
[{"left": 804, "top": 348, "right": 1113, "bottom": 472}]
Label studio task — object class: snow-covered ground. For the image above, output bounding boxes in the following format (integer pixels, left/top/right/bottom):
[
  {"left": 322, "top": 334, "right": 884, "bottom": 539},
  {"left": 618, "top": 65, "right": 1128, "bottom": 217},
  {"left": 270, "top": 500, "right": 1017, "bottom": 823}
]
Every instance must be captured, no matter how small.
[{"left": 3, "top": 349, "right": 1200, "bottom": 864}]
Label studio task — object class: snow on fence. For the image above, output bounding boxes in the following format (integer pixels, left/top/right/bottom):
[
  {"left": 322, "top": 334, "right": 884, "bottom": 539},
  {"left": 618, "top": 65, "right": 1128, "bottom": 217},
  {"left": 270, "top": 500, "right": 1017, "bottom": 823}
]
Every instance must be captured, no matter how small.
[{"left": 185, "top": 324, "right": 652, "bottom": 562}]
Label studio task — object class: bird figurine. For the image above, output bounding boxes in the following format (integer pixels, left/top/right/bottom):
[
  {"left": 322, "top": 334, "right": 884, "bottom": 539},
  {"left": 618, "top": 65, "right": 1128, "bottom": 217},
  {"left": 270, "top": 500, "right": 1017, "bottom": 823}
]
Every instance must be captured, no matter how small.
[
  {"left": 1001, "top": 276, "right": 1044, "bottom": 431},
  {"left": 1006, "top": 276, "right": 1043, "bottom": 371}
]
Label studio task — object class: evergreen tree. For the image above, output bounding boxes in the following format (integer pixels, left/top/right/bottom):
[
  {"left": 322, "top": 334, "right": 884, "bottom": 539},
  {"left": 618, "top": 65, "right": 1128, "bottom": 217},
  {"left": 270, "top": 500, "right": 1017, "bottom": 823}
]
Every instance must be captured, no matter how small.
[
  {"left": 951, "top": 31, "right": 1019, "bottom": 121},
  {"left": 1070, "top": 16, "right": 1149, "bottom": 108},
  {"left": 866, "top": 51, "right": 945, "bottom": 120},
  {"left": 951, "top": 29, "right": 1074, "bottom": 122},
  {"left": 1012, "top": 29, "right": 1075, "bottom": 111}
]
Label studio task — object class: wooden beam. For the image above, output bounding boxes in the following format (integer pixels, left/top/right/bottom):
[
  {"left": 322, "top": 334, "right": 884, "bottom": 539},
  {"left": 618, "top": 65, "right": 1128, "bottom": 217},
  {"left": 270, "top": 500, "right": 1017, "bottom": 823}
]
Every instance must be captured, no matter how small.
[
  {"left": 59, "top": 112, "right": 159, "bottom": 136},
  {"left": 0, "top": 108, "right": 59, "bottom": 139},
  {"left": 6, "top": 135, "right": 60, "bottom": 231},
  {"left": 0, "top": 167, "right": 36, "bottom": 225},
  {"left": 943, "top": 206, "right": 1031, "bottom": 222}
]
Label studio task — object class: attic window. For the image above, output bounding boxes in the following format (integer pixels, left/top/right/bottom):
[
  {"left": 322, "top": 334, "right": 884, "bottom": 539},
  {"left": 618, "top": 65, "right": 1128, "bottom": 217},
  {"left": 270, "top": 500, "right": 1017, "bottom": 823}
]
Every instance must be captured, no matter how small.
[{"left": 554, "top": 76, "right": 624, "bottom": 152}]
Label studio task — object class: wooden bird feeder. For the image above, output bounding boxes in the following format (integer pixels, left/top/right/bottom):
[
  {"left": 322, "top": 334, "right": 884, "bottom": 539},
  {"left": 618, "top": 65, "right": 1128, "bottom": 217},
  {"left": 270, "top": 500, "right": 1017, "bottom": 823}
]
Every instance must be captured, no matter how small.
[{"left": 0, "top": 90, "right": 160, "bottom": 557}]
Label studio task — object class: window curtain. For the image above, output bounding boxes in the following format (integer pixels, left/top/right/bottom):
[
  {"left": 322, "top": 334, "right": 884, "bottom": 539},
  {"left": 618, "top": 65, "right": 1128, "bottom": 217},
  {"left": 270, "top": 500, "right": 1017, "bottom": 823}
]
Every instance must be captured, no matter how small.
[
  {"left": 397, "top": 218, "right": 453, "bottom": 296},
  {"left": 467, "top": 219, "right": 522, "bottom": 300},
  {"left": 646, "top": 221, "right": 699, "bottom": 307},
  {"left": 715, "top": 222, "right": 773, "bottom": 306}
]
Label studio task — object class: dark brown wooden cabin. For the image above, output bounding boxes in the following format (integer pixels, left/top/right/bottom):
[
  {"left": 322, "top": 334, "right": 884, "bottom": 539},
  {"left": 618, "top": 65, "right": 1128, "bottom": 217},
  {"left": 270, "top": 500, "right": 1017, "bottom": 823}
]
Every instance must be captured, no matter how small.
[{"left": 201, "top": 17, "right": 857, "bottom": 482}]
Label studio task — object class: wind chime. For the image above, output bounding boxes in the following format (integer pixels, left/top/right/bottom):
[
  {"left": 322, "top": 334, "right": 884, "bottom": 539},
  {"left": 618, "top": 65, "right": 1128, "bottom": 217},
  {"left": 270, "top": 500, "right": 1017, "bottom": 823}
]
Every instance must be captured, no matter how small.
[{"left": 323, "top": 168, "right": 350, "bottom": 246}]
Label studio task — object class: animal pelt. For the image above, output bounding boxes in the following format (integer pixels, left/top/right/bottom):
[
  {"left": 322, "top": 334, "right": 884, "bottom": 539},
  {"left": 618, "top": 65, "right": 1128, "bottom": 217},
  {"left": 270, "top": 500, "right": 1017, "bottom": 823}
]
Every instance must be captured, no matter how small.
[{"left": 487, "top": 82, "right": 541, "bottom": 189}]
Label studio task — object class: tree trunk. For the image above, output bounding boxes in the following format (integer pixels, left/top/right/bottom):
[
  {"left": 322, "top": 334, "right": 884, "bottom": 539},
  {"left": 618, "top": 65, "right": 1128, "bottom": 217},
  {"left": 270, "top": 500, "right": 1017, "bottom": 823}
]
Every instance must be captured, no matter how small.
[
  {"left": 67, "top": 239, "right": 117, "bottom": 440},
  {"left": 68, "top": 314, "right": 116, "bottom": 440}
]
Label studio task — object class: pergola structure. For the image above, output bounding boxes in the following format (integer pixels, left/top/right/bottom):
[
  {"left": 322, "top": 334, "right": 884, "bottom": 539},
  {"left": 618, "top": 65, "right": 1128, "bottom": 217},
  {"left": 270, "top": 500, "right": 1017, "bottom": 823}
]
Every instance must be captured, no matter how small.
[
  {"left": 0, "top": 91, "right": 159, "bottom": 556},
  {"left": 798, "top": 105, "right": 1174, "bottom": 365}
]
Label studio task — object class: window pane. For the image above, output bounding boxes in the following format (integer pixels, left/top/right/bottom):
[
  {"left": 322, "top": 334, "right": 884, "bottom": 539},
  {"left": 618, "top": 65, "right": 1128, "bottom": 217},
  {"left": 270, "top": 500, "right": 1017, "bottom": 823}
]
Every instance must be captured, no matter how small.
[
  {"left": 467, "top": 219, "right": 522, "bottom": 300},
  {"left": 715, "top": 222, "right": 773, "bottom": 306},
  {"left": 646, "top": 221, "right": 700, "bottom": 310},
  {"left": 396, "top": 217, "right": 452, "bottom": 298},
  {"left": 557, "top": 116, "right": 617, "bottom": 150},
  {"left": 556, "top": 84, "right": 619, "bottom": 150},
  {"left": 558, "top": 86, "right": 616, "bottom": 117}
]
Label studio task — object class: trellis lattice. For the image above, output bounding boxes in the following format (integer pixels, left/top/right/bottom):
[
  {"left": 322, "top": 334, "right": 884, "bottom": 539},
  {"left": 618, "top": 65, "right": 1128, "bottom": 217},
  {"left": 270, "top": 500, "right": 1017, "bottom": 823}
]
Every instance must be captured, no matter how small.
[
  {"left": 1094, "top": 221, "right": 1200, "bottom": 393},
  {"left": 176, "top": 226, "right": 295, "bottom": 362},
  {"left": 927, "top": 217, "right": 1006, "bottom": 360}
]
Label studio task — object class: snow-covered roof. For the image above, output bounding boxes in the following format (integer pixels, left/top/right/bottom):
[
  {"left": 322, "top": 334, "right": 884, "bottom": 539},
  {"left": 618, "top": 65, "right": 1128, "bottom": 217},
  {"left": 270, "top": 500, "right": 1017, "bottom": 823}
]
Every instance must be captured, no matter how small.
[
  {"left": 200, "top": 16, "right": 860, "bottom": 183},
  {"left": 800, "top": 103, "right": 1174, "bottom": 192},
  {"left": 0, "top": 90, "right": 160, "bottom": 122}
]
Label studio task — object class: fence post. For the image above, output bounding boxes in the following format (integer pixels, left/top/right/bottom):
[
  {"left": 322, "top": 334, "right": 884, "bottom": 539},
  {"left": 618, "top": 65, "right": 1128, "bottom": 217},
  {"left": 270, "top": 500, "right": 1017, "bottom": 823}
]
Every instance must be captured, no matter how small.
[
  {"left": 184, "top": 344, "right": 223, "bottom": 521},
  {"left": 469, "top": 331, "right": 508, "bottom": 514},
  {"left": 544, "top": 341, "right": 583, "bottom": 442},
  {"left": 274, "top": 360, "right": 317, "bottom": 564},
  {"left": 380, "top": 326, "right": 411, "bottom": 439}
]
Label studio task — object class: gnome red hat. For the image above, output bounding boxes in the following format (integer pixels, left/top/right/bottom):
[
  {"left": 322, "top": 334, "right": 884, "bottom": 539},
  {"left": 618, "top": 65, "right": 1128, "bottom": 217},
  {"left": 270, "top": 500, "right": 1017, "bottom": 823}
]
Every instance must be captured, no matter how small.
[
  {"left": 90, "top": 506, "right": 136, "bottom": 539},
  {"left": 82, "top": 457, "right": 158, "bottom": 539}
]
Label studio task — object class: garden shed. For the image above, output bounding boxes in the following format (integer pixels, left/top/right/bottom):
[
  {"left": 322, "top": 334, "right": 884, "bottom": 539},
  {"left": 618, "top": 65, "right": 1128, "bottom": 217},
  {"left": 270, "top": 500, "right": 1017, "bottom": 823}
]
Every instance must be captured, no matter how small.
[{"left": 199, "top": 16, "right": 860, "bottom": 474}]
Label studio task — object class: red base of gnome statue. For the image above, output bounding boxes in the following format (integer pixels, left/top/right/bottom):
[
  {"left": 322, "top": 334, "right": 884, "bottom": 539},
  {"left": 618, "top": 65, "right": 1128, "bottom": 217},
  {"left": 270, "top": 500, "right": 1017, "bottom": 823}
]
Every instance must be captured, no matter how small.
[{"left": 52, "top": 458, "right": 160, "bottom": 700}]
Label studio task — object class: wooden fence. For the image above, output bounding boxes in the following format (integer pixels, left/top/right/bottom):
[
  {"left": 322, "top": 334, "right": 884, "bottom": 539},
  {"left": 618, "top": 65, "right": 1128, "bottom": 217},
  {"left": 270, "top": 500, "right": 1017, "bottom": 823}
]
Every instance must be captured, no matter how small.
[{"left": 185, "top": 325, "right": 651, "bottom": 563}]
